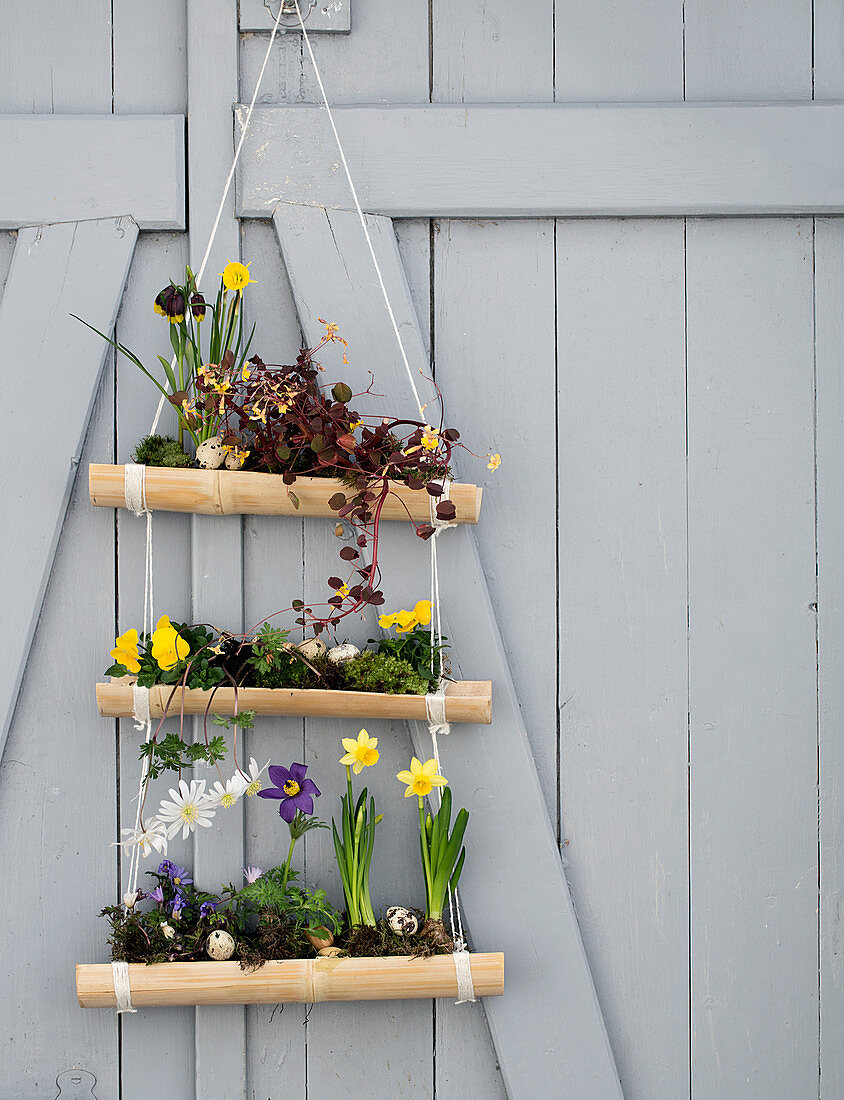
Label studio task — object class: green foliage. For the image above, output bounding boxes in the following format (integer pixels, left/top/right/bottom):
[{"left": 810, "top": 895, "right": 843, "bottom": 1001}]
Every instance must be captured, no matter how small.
[
  {"left": 239, "top": 866, "right": 341, "bottom": 938},
  {"left": 248, "top": 623, "right": 291, "bottom": 676},
  {"left": 246, "top": 625, "right": 314, "bottom": 689},
  {"left": 420, "top": 785, "right": 469, "bottom": 921},
  {"left": 139, "top": 732, "right": 227, "bottom": 780},
  {"left": 105, "top": 622, "right": 225, "bottom": 691},
  {"left": 211, "top": 710, "right": 255, "bottom": 731},
  {"left": 372, "top": 623, "right": 447, "bottom": 686},
  {"left": 341, "top": 651, "right": 429, "bottom": 696},
  {"left": 133, "top": 434, "right": 193, "bottom": 468}
]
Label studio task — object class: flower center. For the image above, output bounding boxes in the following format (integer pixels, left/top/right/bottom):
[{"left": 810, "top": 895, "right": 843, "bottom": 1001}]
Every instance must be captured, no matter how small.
[
  {"left": 283, "top": 780, "right": 301, "bottom": 797},
  {"left": 182, "top": 805, "right": 197, "bottom": 822},
  {"left": 246, "top": 780, "right": 261, "bottom": 796},
  {"left": 173, "top": 877, "right": 182, "bottom": 886},
  {"left": 220, "top": 793, "right": 236, "bottom": 808}
]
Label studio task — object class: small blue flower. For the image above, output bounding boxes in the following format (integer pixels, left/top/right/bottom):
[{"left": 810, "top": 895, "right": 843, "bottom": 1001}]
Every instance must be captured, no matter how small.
[
  {"left": 171, "top": 893, "right": 186, "bottom": 919},
  {"left": 158, "top": 859, "right": 175, "bottom": 876},
  {"left": 169, "top": 865, "right": 193, "bottom": 889},
  {"left": 199, "top": 901, "right": 217, "bottom": 918},
  {"left": 149, "top": 886, "right": 165, "bottom": 905}
]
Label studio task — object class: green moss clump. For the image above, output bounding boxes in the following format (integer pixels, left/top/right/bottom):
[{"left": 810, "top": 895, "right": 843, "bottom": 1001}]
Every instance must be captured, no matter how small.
[
  {"left": 341, "top": 651, "right": 429, "bottom": 695},
  {"left": 134, "top": 434, "right": 193, "bottom": 468},
  {"left": 253, "top": 650, "right": 316, "bottom": 689}
]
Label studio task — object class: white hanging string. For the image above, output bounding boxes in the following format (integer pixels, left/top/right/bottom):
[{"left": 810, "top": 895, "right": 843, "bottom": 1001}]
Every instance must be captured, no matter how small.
[
  {"left": 149, "top": 0, "right": 288, "bottom": 437},
  {"left": 123, "top": 463, "right": 148, "bottom": 516},
  {"left": 112, "top": 961, "right": 136, "bottom": 1014}
]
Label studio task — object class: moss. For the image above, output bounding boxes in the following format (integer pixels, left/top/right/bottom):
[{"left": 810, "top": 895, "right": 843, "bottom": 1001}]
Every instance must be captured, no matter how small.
[
  {"left": 134, "top": 434, "right": 193, "bottom": 468},
  {"left": 253, "top": 650, "right": 318, "bottom": 689},
  {"left": 343, "top": 919, "right": 447, "bottom": 958},
  {"left": 341, "top": 651, "right": 429, "bottom": 695}
]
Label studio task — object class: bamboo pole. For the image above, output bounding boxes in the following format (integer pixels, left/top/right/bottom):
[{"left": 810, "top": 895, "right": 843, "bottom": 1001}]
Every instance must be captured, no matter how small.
[
  {"left": 76, "top": 953, "right": 505, "bottom": 1007},
  {"left": 89, "top": 465, "right": 483, "bottom": 523},
  {"left": 95, "top": 680, "right": 493, "bottom": 724}
]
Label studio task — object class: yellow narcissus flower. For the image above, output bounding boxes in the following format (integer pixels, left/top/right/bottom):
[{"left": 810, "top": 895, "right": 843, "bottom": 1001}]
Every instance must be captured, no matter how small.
[
  {"left": 150, "top": 615, "right": 189, "bottom": 671},
  {"left": 221, "top": 261, "right": 253, "bottom": 291},
  {"left": 111, "top": 629, "right": 141, "bottom": 674},
  {"left": 396, "top": 757, "right": 447, "bottom": 799},
  {"left": 340, "top": 729, "right": 380, "bottom": 775}
]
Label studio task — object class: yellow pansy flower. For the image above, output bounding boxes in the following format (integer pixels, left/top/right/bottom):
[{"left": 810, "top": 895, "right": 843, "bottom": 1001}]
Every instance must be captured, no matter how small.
[
  {"left": 396, "top": 757, "right": 447, "bottom": 799},
  {"left": 111, "top": 629, "right": 141, "bottom": 674},
  {"left": 221, "top": 261, "right": 253, "bottom": 291},
  {"left": 412, "top": 600, "right": 432, "bottom": 626},
  {"left": 420, "top": 425, "right": 440, "bottom": 451},
  {"left": 150, "top": 615, "right": 190, "bottom": 671},
  {"left": 393, "top": 609, "right": 417, "bottom": 634},
  {"left": 339, "top": 729, "right": 380, "bottom": 775},
  {"left": 487, "top": 453, "right": 501, "bottom": 471},
  {"left": 378, "top": 611, "right": 398, "bottom": 629}
]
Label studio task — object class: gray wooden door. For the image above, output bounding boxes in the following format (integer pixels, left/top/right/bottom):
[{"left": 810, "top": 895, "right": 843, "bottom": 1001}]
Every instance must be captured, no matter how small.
[{"left": 2, "top": 2, "right": 843, "bottom": 1098}]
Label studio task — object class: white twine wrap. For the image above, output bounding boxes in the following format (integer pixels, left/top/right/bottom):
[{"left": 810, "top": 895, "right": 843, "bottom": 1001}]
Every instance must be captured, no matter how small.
[
  {"left": 112, "top": 961, "right": 136, "bottom": 1014},
  {"left": 453, "top": 947, "right": 477, "bottom": 1004},
  {"left": 131, "top": 685, "right": 151, "bottom": 730},
  {"left": 123, "top": 463, "right": 148, "bottom": 516}
]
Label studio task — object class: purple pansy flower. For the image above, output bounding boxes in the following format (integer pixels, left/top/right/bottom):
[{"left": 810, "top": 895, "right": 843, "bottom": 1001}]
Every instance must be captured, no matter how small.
[
  {"left": 257, "top": 762, "right": 321, "bottom": 823},
  {"left": 199, "top": 901, "right": 217, "bottom": 918}
]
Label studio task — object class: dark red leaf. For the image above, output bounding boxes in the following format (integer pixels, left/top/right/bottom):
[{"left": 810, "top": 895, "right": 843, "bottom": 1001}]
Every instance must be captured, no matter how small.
[
  {"left": 436, "top": 501, "right": 457, "bottom": 521},
  {"left": 339, "top": 546, "right": 359, "bottom": 561},
  {"left": 327, "top": 577, "right": 344, "bottom": 590},
  {"left": 329, "top": 492, "right": 347, "bottom": 511},
  {"left": 336, "top": 433, "right": 357, "bottom": 453}
]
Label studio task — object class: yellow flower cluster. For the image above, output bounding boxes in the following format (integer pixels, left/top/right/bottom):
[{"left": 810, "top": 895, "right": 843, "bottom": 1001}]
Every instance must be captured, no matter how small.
[
  {"left": 110, "top": 615, "right": 189, "bottom": 674},
  {"left": 378, "top": 600, "right": 432, "bottom": 634}
]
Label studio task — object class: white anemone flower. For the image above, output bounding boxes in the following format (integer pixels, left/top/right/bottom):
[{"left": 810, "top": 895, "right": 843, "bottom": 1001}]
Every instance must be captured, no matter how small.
[
  {"left": 156, "top": 778, "right": 216, "bottom": 840},
  {"left": 117, "top": 818, "right": 168, "bottom": 858},
  {"left": 240, "top": 757, "right": 270, "bottom": 797},
  {"left": 208, "top": 773, "right": 248, "bottom": 809}
]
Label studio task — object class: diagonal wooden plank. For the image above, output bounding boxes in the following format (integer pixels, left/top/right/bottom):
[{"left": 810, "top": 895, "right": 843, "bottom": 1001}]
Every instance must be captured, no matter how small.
[
  {"left": 238, "top": 103, "right": 844, "bottom": 218},
  {"left": 0, "top": 216, "right": 138, "bottom": 765},
  {"left": 0, "top": 115, "right": 185, "bottom": 229},
  {"left": 273, "top": 203, "right": 622, "bottom": 1100}
]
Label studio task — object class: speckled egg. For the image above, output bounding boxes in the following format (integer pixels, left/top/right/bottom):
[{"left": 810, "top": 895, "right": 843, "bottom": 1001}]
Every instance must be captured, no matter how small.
[
  {"left": 297, "top": 637, "right": 327, "bottom": 661},
  {"left": 206, "top": 929, "right": 236, "bottom": 960},
  {"left": 327, "top": 643, "right": 360, "bottom": 666},
  {"left": 386, "top": 906, "right": 419, "bottom": 937},
  {"left": 195, "top": 436, "right": 226, "bottom": 470}
]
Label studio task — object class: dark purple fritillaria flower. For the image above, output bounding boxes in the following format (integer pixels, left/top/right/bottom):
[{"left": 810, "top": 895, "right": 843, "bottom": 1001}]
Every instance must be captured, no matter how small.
[{"left": 258, "top": 762, "right": 321, "bottom": 823}]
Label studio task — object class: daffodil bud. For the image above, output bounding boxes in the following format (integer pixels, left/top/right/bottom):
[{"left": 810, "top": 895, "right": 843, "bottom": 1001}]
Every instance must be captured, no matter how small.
[{"left": 425, "top": 813, "right": 433, "bottom": 839}]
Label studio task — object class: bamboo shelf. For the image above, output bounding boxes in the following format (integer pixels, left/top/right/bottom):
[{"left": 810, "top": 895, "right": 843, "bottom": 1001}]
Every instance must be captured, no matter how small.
[
  {"left": 76, "top": 953, "right": 505, "bottom": 1007},
  {"left": 96, "top": 681, "right": 493, "bottom": 724},
  {"left": 89, "top": 465, "right": 483, "bottom": 522}
]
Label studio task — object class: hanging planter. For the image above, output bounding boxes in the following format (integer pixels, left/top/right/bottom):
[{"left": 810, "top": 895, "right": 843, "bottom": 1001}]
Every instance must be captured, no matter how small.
[
  {"left": 97, "top": 680, "right": 492, "bottom": 724},
  {"left": 89, "top": 465, "right": 483, "bottom": 523},
  {"left": 76, "top": 953, "right": 504, "bottom": 1007}
]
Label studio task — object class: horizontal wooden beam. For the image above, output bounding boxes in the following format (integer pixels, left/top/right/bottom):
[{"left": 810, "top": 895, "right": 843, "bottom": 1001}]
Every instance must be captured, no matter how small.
[
  {"left": 0, "top": 115, "right": 186, "bottom": 229},
  {"left": 77, "top": 954, "right": 504, "bottom": 1008},
  {"left": 236, "top": 102, "right": 844, "bottom": 217},
  {"left": 96, "top": 681, "right": 492, "bottom": 723},
  {"left": 89, "top": 464, "right": 483, "bottom": 522}
]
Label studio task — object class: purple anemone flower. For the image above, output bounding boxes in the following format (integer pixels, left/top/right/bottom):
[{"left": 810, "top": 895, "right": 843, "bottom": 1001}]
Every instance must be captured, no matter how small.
[
  {"left": 199, "top": 901, "right": 217, "bottom": 918},
  {"left": 149, "top": 886, "right": 165, "bottom": 905},
  {"left": 158, "top": 860, "right": 175, "bottom": 876},
  {"left": 169, "top": 865, "right": 193, "bottom": 889},
  {"left": 258, "top": 762, "right": 321, "bottom": 823}
]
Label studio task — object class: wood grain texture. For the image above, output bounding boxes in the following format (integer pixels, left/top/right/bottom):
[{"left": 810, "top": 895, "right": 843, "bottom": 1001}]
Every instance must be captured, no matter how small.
[
  {"left": 687, "top": 219, "right": 818, "bottom": 1099},
  {"left": 77, "top": 954, "right": 505, "bottom": 1007},
  {"left": 0, "top": 115, "right": 186, "bottom": 229},
  {"left": 88, "top": 464, "right": 483, "bottom": 522},
  {"left": 0, "top": 312, "right": 118, "bottom": 1097},
  {"left": 187, "top": 1, "right": 245, "bottom": 1095},
  {"left": 557, "top": 218, "right": 689, "bottom": 1100},
  {"left": 816, "top": 216, "right": 844, "bottom": 1099},
  {"left": 554, "top": 1, "right": 683, "bottom": 101},
  {"left": 275, "top": 201, "right": 621, "bottom": 1099},
  {"left": 684, "top": 0, "right": 811, "bottom": 100},
  {"left": 0, "top": 217, "right": 137, "bottom": 765},
  {"left": 96, "top": 681, "right": 492, "bottom": 722},
  {"left": 237, "top": 102, "right": 844, "bottom": 218}
]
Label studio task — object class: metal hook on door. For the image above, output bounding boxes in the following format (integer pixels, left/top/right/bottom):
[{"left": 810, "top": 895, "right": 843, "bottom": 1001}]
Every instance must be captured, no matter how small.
[{"left": 263, "top": 0, "right": 317, "bottom": 24}]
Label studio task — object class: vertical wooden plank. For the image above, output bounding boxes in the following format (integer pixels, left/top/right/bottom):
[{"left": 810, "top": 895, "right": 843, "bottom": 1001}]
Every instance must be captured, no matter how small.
[
  {"left": 814, "top": 0, "right": 844, "bottom": 99},
  {"left": 187, "top": 2, "right": 245, "bottom": 1096},
  {"left": 0, "top": 0, "right": 113, "bottom": 112},
  {"left": 817, "top": 217, "right": 844, "bottom": 1100},
  {"left": 553, "top": 7, "right": 688, "bottom": 1100},
  {"left": 0, "top": 332, "right": 118, "bottom": 1095},
  {"left": 0, "top": 218, "right": 138, "bottom": 764},
  {"left": 275, "top": 202, "right": 622, "bottom": 1100},
  {"left": 684, "top": 0, "right": 811, "bottom": 100},
  {"left": 556, "top": 218, "right": 689, "bottom": 1100},
  {"left": 432, "top": 5, "right": 554, "bottom": 1094},
  {"left": 110, "top": 9, "right": 194, "bottom": 1092},
  {"left": 687, "top": 218, "right": 818, "bottom": 1099},
  {"left": 554, "top": 1, "right": 683, "bottom": 100}
]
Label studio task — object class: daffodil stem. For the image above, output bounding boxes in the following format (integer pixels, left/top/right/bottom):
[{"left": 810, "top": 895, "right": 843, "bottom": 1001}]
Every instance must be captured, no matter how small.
[{"left": 419, "top": 796, "right": 435, "bottom": 918}]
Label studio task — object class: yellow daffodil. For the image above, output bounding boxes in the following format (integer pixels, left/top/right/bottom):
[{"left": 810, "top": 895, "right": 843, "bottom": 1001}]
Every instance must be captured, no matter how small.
[
  {"left": 340, "top": 729, "right": 380, "bottom": 775},
  {"left": 487, "top": 452, "right": 501, "bottom": 471},
  {"left": 396, "top": 757, "right": 447, "bottom": 799},
  {"left": 150, "top": 615, "right": 190, "bottom": 671},
  {"left": 111, "top": 629, "right": 141, "bottom": 674},
  {"left": 420, "top": 425, "right": 441, "bottom": 452},
  {"left": 221, "top": 261, "right": 253, "bottom": 291}
]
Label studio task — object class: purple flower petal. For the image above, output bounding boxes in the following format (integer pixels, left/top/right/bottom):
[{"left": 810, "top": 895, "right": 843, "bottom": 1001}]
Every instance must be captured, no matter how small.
[
  {"left": 279, "top": 798, "right": 297, "bottom": 823},
  {"left": 257, "top": 787, "right": 284, "bottom": 800},
  {"left": 268, "top": 764, "right": 292, "bottom": 787},
  {"left": 298, "top": 778, "right": 320, "bottom": 798},
  {"left": 292, "top": 792, "right": 314, "bottom": 816},
  {"left": 288, "top": 762, "right": 308, "bottom": 784}
]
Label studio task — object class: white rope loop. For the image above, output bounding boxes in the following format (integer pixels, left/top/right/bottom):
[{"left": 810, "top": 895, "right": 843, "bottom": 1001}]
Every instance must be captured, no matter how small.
[
  {"left": 453, "top": 947, "right": 477, "bottom": 1004},
  {"left": 112, "top": 961, "right": 136, "bottom": 1014},
  {"left": 132, "top": 686, "right": 151, "bottom": 729},
  {"left": 123, "top": 463, "right": 148, "bottom": 517}
]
